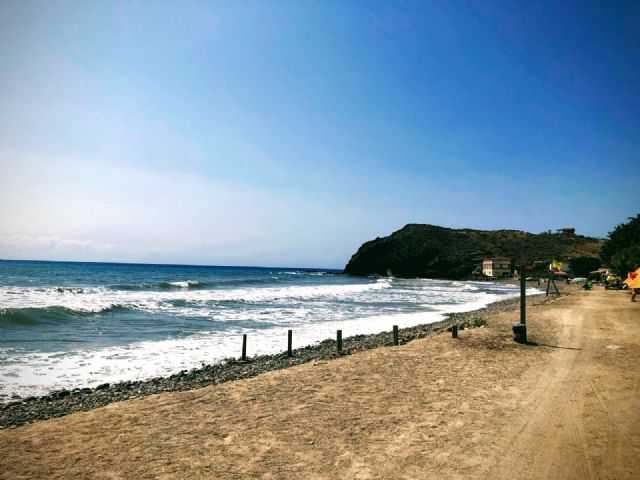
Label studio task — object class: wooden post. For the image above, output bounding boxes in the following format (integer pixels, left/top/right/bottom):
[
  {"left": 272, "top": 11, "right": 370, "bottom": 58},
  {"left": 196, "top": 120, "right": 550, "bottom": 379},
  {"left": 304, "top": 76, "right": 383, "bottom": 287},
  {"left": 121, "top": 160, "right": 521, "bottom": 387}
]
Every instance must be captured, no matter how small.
[
  {"left": 336, "top": 330, "right": 342, "bottom": 353},
  {"left": 241, "top": 334, "right": 247, "bottom": 361},
  {"left": 546, "top": 274, "right": 560, "bottom": 296},
  {"left": 393, "top": 325, "right": 399, "bottom": 346},
  {"left": 520, "top": 267, "right": 526, "bottom": 325},
  {"left": 287, "top": 329, "right": 293, "bottom": 357},
  {"left": 452, "top": 324, "right": 458, "bottom": 338}
]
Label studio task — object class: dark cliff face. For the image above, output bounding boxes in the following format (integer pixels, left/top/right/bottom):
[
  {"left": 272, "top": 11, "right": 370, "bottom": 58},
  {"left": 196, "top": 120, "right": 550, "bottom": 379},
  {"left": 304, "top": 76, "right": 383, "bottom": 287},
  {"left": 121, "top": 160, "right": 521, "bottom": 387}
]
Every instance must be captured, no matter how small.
[{"left": 343, "top": 224, "right": 602, "bottom": 279}]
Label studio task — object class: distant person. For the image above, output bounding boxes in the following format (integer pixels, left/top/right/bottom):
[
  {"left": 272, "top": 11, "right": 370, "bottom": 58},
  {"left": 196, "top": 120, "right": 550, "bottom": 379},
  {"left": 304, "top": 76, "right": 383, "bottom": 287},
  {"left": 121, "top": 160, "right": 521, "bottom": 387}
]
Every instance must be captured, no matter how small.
[{"left": 632, "top": 288, "right": 637, "bottom": 302}]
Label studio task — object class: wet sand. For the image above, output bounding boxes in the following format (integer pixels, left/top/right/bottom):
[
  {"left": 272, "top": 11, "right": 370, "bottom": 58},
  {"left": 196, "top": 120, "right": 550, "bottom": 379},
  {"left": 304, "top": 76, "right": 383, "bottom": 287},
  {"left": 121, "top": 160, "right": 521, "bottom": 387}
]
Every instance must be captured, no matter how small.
[{"left": 1, "top": 287, "right": 638, "bottom": 479}]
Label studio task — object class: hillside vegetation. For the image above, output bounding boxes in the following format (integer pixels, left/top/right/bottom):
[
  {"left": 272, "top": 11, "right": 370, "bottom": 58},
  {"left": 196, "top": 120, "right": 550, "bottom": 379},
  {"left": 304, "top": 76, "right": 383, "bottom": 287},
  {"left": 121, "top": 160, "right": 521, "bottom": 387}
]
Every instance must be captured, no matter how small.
[
  {"left": 344, "top": 224, "right": 602, "bottom": 279},
  {"left": 600, "top": 214, "right": 640, "bottom": 275}
]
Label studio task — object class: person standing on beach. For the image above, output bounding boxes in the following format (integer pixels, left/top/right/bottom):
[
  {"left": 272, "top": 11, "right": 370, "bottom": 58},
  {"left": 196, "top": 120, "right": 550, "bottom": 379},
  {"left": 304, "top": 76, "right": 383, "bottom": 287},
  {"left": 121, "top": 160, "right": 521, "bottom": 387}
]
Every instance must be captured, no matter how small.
[{"left": 632, "top": 288, "right": 637, "bottom": 302}]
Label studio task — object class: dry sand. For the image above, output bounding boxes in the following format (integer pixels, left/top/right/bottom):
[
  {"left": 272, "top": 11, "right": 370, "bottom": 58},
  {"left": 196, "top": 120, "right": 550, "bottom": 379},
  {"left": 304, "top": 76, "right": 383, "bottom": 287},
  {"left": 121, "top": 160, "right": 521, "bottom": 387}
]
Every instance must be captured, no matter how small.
[{"left": 1, "top": 288, "right": 639, "bottom": 479}]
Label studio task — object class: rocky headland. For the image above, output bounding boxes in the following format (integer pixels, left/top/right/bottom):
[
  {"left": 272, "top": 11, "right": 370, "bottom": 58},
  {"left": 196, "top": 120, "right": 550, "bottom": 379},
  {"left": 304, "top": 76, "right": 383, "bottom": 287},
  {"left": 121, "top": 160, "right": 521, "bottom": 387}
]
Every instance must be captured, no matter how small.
[{"left": 344, "top": 224, "right": 602, "bottom": 279}]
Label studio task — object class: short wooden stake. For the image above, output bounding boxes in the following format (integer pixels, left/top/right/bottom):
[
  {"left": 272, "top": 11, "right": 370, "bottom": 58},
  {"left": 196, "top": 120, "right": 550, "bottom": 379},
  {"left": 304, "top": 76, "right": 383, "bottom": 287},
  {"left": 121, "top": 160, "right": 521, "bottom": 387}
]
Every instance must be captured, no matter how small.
[
  {"left": 520, "top": 269, "right": 526, "bottom": 325},
  {"left": 287, "top": 329, "right": 293, "bottom": 357},
  {"left": 393, "top": 325, "right": 399, "bottom": 346},
  {"left": 452, "top": 324, "right": 458, "bottom": 339},
  {"left": 241, "top": 334, "right": 247, "bottom": 361},
  {"left": 337, "top": 329, "right": 342, "bottom": 353}
]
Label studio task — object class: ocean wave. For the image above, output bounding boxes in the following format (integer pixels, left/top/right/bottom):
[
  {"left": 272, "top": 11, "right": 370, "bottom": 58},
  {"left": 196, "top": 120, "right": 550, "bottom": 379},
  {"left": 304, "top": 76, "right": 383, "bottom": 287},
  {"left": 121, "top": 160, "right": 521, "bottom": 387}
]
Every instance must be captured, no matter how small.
[
  {"left": 162, "top": 280, "right": 202, "bottom": 289},
  {"left": 460, "top": 284, "right": 480, "bottom": 291},
  {"left": 111, "top": 280, "right": 207, "bottom": 290},
  {"left": 54, "top": 287, "right": 87, "bottom": 294},
  {"left": 0, "top": 280, "right": 391, "bottom": 314},
  {"left": 0, "top": 278, "right": 519, "bottom": 325},
  {"left": 0, "top": 275, "right": 531, "bottom": 399},
  {"left": 0, "top": 305, "right": 131, "bottom": 325},
  {"left": 110, "top": 277, "right": 286, "bottom": 291},
  {"left": 281, "top": 270, "right": 328, "bottom": 276},
  {"left": 0, "top": 306, "right": 446, "bottom": 399},
  {"left": 173, "top": 279, "right": 392, "bottom": 304}
]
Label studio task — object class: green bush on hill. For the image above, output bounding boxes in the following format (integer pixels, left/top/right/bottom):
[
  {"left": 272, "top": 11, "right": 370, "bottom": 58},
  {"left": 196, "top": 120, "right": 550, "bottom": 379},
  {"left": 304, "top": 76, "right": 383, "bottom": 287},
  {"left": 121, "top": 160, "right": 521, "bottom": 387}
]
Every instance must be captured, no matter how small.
[
  {"left": 569, "top": 256, "right": 601, "bottom": 277},
  {"left": 600, "top": 214, "right": 640, "bottom": 275}
]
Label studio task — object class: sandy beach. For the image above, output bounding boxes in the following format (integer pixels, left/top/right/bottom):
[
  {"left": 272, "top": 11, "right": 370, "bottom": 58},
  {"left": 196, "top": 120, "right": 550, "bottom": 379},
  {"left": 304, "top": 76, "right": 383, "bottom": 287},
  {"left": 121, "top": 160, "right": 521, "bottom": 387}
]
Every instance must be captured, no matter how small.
[{"left": 1, "top": 287, "right": 638, "bottom": 479}]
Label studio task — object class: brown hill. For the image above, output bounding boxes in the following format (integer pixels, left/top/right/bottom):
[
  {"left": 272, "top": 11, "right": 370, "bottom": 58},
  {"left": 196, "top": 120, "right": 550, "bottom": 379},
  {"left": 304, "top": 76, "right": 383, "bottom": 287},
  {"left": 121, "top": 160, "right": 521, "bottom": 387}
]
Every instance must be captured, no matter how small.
[{"left": 344, "top": 224, "right": 602, "bottom": 279}]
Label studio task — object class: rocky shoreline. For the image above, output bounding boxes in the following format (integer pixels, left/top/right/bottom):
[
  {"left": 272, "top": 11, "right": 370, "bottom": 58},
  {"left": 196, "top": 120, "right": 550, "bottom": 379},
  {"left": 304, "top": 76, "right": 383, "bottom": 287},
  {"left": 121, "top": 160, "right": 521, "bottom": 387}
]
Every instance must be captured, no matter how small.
[{"left": 0, "top": 294, "right": 552, "bottom": 430}]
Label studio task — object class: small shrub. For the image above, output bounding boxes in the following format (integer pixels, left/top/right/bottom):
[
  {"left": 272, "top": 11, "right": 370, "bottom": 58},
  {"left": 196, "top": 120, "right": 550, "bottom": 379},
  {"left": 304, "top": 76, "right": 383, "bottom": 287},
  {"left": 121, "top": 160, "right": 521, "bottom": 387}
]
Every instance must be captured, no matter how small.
[{"left": 472, "top": 316, "right": 487, "bottom": 328}]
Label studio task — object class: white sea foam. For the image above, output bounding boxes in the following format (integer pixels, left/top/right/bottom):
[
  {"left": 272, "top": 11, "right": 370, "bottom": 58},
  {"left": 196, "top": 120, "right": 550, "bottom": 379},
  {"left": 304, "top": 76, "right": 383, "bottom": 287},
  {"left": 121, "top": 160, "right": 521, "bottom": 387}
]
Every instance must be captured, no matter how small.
[
  {"left": 0, "top": 309, "right": 445, "bottom": 398},
  {"left": 0, "top": 279, "right": 392, "bottom": 314},
  {"left": 0, "top": 278, "right": 541, "bottom": 399}
]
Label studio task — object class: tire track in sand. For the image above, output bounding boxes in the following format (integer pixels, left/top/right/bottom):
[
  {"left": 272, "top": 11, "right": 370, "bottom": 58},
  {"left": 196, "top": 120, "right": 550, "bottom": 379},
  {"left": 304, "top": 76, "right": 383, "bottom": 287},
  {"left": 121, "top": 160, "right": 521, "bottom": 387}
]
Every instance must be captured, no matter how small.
[{"left": 490, "top": 292, "right": 640, "bottom": 480}]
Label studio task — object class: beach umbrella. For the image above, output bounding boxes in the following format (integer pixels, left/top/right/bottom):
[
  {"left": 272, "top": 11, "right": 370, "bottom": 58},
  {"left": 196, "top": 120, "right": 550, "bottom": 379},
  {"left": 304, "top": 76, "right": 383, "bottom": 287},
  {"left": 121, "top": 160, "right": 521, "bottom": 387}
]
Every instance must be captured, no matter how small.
[
  {"left": 628, "top": 275, "right": 640, "bottom": 289},
  {"left": 623, "top": 268, "right": 640, "bottom": 286}
]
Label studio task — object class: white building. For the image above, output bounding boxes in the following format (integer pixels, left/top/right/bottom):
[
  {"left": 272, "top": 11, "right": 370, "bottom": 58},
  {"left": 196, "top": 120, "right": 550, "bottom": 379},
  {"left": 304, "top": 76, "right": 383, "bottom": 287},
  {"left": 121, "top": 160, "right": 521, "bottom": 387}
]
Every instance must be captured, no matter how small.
[{"left": 482, "top": 258, "right": 512, "bottom": 278}]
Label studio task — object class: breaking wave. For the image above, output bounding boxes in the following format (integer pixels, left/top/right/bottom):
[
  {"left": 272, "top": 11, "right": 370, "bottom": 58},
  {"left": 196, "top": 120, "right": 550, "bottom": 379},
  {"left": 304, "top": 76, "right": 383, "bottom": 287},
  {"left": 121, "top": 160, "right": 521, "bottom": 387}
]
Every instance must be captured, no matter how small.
[
  {"left": 0, "top": 280, "right": 392, "bottom": 316},
  {"left": 0, "top": 305, "right": 130, "bottom": 326}
]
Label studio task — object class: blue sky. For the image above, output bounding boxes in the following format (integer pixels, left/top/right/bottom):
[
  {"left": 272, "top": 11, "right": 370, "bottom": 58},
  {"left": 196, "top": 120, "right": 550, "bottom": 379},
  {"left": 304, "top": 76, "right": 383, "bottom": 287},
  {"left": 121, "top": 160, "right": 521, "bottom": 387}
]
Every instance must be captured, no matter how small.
[{"left": 1, "top": 1, "right": 638, "bottom": 268}]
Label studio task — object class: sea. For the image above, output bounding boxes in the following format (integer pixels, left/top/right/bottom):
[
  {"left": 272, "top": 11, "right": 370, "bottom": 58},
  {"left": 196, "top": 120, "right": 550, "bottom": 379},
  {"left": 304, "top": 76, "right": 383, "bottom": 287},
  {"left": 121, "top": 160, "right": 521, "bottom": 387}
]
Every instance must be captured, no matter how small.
[{"left": 0, "top": 260, "right": 537, "bottom": 401}]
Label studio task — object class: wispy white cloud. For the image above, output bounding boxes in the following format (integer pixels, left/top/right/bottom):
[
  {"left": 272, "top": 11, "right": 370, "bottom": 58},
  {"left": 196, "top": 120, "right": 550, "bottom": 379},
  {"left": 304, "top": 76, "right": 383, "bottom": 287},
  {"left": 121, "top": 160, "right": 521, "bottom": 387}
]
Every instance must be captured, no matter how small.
[
  {"left": 0, "top": 234, "right": 116, "bottom": 250},
  {"left": 0, "top": 234, "right": 119, "bottom": 263},
  {"left": 0, "top": 147, "right": 394, "bottom": 267}
]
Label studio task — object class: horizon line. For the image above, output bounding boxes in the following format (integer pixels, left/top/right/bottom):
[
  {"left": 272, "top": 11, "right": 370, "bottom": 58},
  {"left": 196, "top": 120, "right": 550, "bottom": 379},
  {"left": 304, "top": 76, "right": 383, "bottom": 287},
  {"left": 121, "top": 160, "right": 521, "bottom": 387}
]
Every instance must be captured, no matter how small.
[{"left": 0, "top": 258, "right": 344, "bottom": 272}]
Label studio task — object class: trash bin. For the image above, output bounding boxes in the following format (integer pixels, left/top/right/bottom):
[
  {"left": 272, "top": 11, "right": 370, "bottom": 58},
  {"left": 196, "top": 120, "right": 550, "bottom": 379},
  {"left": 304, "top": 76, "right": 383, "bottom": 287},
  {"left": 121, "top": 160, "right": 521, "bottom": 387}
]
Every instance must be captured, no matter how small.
[{"left": 512, "top": 324, "right": 527, "bottom": 343}]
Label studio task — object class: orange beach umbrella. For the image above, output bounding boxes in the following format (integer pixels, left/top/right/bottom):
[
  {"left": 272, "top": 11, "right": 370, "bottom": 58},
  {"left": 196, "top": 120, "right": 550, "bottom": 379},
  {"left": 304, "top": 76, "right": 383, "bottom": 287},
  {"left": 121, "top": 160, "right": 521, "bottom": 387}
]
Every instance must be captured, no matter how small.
[
  {"left": 623, "top": 268, "right": 640, "bottom": 286},
  {"left": 628, "top": 275, "right": 640, "bottom": 289}
]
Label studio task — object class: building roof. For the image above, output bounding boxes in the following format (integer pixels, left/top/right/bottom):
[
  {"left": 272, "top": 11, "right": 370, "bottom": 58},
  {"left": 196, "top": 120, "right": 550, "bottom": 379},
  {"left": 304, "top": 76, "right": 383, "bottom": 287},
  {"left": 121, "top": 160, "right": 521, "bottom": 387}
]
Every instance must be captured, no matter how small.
[{"left": 589, "top": 268, "right": 610, "bottom": 274}]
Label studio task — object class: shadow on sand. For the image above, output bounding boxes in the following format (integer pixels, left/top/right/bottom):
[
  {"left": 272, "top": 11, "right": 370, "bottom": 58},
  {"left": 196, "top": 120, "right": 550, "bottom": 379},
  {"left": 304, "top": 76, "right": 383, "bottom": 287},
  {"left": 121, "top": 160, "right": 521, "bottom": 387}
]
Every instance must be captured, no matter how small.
[{"left": 526, "top": 341, "right": 582, "bottom": 351}]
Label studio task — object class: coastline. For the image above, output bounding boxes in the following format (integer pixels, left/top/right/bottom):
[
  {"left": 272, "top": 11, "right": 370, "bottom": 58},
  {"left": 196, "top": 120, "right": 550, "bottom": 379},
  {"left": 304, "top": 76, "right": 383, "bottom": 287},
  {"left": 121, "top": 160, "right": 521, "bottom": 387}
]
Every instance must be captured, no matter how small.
[
  {"left": 0, "top": 266, "right": 530, "bottom": 403},
  {"left": 0, "top": 292, "right": 551, "bottom": 430},
  {"left": 3, "top": 287, "right": 636, "bottom": 479}
]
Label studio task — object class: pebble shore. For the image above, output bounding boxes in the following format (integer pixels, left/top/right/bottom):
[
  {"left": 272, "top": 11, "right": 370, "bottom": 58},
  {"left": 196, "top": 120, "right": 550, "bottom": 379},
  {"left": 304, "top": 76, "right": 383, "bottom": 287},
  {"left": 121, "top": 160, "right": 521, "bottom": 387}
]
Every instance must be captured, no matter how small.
[{"left": 0, "top": 294, "right": 552, "bottom": 430}]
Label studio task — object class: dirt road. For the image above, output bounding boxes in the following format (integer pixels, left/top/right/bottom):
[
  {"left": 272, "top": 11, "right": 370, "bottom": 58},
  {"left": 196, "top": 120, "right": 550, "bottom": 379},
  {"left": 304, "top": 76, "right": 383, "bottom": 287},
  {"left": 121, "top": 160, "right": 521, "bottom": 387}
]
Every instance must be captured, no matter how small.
[
  {"left": 491, "top": 290, "right": 640, "bottom": 480},
  {"left": 1, "top": 289, "right": 638, "bottom": 479}
]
